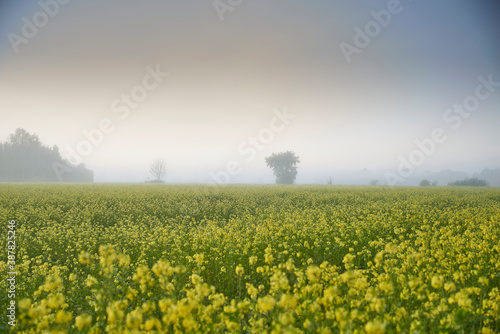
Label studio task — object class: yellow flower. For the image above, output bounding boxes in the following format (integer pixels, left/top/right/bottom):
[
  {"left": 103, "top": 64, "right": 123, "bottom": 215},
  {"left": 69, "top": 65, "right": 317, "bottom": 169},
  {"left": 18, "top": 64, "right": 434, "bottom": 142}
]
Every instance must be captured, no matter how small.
[
  {"left": 191, "top": 274, "right": 203, "bottom": 285},
  {"left": 210, "top": 293, "right": 226, "bottom": 308},
  {"left": 127, "top": 287, "right": 138, "bottom": 301},
  {"left": 43, "top": 275, "right": 62, "bottom": 292},
  {"left": 75, "top": 314, "right": 92, "bottom": 330},
  {"left": 28, "top": 305, "right": 47, "bottom": 320},
  {"left": 55, "top": 310, "right": 72, "bottom": 324},
  {"left": 374, "top": 251, "right": 384, "bottom": 264},
  {"left": 224, "top": 304, "right": 237, "bottom": 313},
  {"left": 225, "top": 320, "right": 239, "bottom": 331},
  {"left": 46, "top": 293, "right": 65, "bottom": 309},
  {"left": 182, "top": 315, "right": 199, "bottom": 332},
  {"left": 270, "top": 270, "right": 290, "bottom": 292},
  {"left": 343, "top": 253, "right": 356, "bottom": 264},
  {"left": 126, "top": 309, "right": 143, "bottom": 329},
  {"left": 478, "top": 277, "right": 489, "bottom": 286},
  {"left": 257, "top": 296, "right": 276, "bottom": 312},
  {"left": 107, "top": 306, "right": 125, "bottom": 324},
  {"left": 378, "top": 281, "right": 393, "bottom": 293},
  {"left": 249, "top": 256, "right": 258, "bottom": 265},
  {"left": 144, "top": 318, "right": 162, "bottom": 331},
  {"left": 278, "top": 293, "right": 298, "bottom": 310},
  {"left": 431, "top": 275, "right": 444, "bottom": 289},
  {"left": 235, "top": 264, "right": 244, "bottom": 276},
  {"left": 482, "top": 327, "right": 496, "bottom": 334},
  {"left": 142, "top": 301, "right": 156, "bottom": 313},
  {"left": 384, "top": 243, "right": 398, "bottom": 254},
  {"left": 456, "top": 290, "right": 472, "bottom": 308},
  {"left": 118, "top": 253, "right": 131, "bottom": 267},
  {"left": 18, "top": 298, "right": 32, "bottom": 309},
  {"left": 369, "top": 298, "right": 385, "bottom": 312},
  {"left": 444, "top": 282, "right": 456, "bottom": 292},
  {"left": 78, "top": 252, "right": 91, "bottom": 265},
  {"left": 265, "top": 253, "right": 275, "bottom": 264},
  {"left": 86, "top": 275, "right": 98, "bottom": 287},
  {"left": 365, "top": 319, "right": 386, "bottom": 334},
  {"left": 193, "top": 253, "right": 205, "bottom": 264},
  {"left": 279, "top": 313, "right": 295, "bottom": 326},
  {"left": 158, "top": 298, "right": 173, "bottom": 313},
  {"left": 306, "top": 265, "right": 322, "bottom": 283},
  {"left": 237, "top": 300, "right": 250, "bottom": 311},
  {"left": 246, "top": 283, "right": 258, "bottom": 299}
]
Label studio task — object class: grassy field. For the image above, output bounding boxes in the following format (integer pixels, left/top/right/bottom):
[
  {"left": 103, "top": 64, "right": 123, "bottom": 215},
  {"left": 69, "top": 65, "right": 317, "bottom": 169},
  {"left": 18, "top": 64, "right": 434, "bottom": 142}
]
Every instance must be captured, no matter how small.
[{"left": 1, "top": 184, "right": 499, "bottom": 333}]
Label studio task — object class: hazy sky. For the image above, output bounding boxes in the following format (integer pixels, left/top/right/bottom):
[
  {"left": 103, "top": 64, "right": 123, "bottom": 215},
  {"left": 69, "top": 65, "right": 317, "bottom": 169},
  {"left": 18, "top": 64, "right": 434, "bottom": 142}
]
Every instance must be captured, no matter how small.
[{"left": 1, "top": 0, "right": 499, "bottom": 183}]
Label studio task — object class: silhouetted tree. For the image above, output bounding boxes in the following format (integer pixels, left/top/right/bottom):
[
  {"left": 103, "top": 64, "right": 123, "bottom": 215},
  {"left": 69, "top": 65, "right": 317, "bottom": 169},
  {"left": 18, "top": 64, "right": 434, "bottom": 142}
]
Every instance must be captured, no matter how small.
[
  {"left": 0, "top": 128, "right": 93, "bottom": 182},
  {"left": 149, "top": 158, "right": 167, "bottom": 182},
  {"left": 419, "top": 179, "right": 438, "bottom": 187},
  {"left": 370, "top": 179, "right": 380, "bottom": 186},
  {"left": 265, "top": 151, "right": 300, "bottom": 184},
  {"left": 419, "top": 179, "right": 431, "bottom": 187}
]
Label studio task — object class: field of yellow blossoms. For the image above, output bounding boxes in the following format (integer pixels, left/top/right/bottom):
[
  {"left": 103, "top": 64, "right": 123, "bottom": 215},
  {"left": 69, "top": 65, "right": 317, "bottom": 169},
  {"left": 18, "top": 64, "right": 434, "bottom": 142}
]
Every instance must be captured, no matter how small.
[{"left": 1, "top": 184, "right": 499, "bottom": 333}]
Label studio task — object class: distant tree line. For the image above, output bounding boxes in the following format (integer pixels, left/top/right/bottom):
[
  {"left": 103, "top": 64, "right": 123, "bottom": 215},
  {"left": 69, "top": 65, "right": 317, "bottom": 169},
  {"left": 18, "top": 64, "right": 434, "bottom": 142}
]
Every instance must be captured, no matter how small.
[
  {"left": 0, "top": 128, "right": 93, "bottom": 182},
  {"left": 448, "top": 177, "right": 488, "bottom": 187}
]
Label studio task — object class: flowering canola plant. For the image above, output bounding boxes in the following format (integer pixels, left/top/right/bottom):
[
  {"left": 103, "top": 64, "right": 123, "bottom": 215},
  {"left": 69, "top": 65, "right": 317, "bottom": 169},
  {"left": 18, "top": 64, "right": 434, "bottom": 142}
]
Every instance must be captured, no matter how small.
[{"left": 0, "top": 184, "right": 499, "bottom": 333}]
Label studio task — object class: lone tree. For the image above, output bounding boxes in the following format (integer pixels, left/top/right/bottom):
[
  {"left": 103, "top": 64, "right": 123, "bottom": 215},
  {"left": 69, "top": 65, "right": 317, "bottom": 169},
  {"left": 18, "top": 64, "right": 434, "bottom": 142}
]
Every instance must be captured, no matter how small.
[
  {"left": 420, "top": 179, "right": 438, "bottom": 187},
  {"left": 149, "top": 158, "right": 167, "bottom": 183},
  {"left": 419, "top": 179, "right": 431, "bottom": 187},
  {"left": 265, "top": 151, "right": 300, "bottom": 184}
]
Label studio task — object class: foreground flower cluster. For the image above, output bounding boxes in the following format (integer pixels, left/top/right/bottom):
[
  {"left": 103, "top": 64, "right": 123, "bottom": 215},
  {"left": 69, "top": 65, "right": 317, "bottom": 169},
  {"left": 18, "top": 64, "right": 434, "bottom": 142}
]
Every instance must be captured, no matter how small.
[{"left": 0, "top": 184, "right": 499, "bottom": 333}]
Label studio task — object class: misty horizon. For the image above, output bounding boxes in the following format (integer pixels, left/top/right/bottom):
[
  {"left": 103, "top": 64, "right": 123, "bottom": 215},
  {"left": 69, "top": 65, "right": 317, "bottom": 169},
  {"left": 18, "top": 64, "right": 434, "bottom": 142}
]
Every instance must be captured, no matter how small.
[{"left": 1, "top": 1, "right": 499, "bottom": 185}]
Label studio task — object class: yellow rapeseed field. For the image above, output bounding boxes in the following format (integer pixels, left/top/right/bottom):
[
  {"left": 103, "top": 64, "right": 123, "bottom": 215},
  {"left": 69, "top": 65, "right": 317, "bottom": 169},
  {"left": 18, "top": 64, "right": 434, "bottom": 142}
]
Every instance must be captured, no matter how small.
[{"left": 0, "top": 184, "right": 499, "bottom": 333}]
